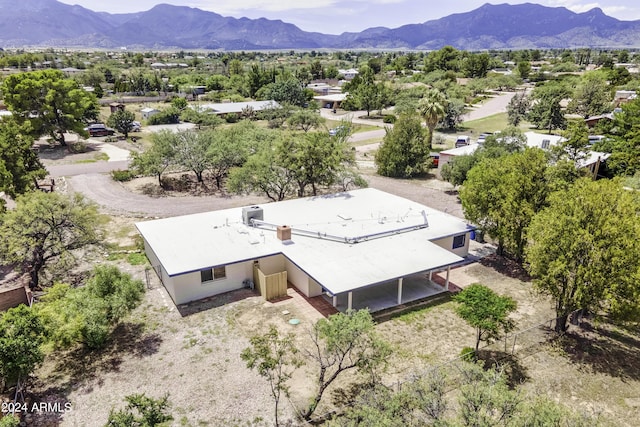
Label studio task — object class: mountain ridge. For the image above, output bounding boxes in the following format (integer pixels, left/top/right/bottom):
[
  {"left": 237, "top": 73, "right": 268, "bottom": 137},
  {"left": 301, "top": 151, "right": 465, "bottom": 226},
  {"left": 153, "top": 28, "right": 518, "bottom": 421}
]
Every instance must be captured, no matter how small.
[{"left": 0, "top": 1, "right": 639, "bottom": 49}]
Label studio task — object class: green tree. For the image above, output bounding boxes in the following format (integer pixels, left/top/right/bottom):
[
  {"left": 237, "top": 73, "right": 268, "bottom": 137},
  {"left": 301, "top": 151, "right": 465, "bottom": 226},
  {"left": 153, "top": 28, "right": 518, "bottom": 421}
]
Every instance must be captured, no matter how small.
[
  {"left": 259, "top": 78, "right": 307, "bottom": 107},
  {"left": 105, "top": 393, "right": 172, "bottom": 427},
  {"left": 441, "top": 154, "right": 478, "bottom": 187},
  {"left": 528, "top": 83, "right": 568, "bottom": 133},
  {"left": 228, "top": 146, "right": 295, "bottom": 202},
  {"left": 37, "top": 266, "right": 145, "bottom": 349},
  {"left": 460, "top": 148, "right": 549, "bottom": 260},
  {"left": 525, "top": 178, "right": 640, "bottom": 332},
  {"left": 302, "top": 309, "right": 391, "bottom": 421},
  {"left": 375, "top": 113, "right": 429, "bottom": 178},
  {"left": 506, "top": 92, "right": 530, "bottom": 126},
  {"left": 180, "top": 108, "right": 224, "bottom": 130},
  {"left": 457, "top": 362, "right": 520, "bottom": 426},
  {"left": 241, "top": 326, "right": 302, "bottom": 426},
  {"left": 277, "top": 131, "right": 353, "bottom": 197},
  {"left": 0, "top": 118, "right": 46, "bottom": 205},
  {"left": 130, "top": 130, "right": 178, "bottom": 189},
  {"left": 349, "top": 67, "right": 387, "bottom": 117},
  {"left": 287, "top": 109, "right": 324, "bottom": 133},
  {"left": 517, "top": 60, "right": 531, "bottom": 79},
  {"left": 0, "top": 192, "right": 100, "bottom": 289},
  {"left": 597, "top": 97, "right": 640, "bottom": 176},
  {"left": 0, "top": 305, "right": 45, "bottom": 390},
  {"left": 454, "top": 284, "right": 517, "bottom": 352},
  {"left": 567, "top": 72, "right": 611, "bottom": 118},
  {"left": 419, "top": 89, "right": 447, "bottom": 149},
  {"left": 107, "top": 109, "right": 136, "bottom": 139},
  {"left": 174, "top": 130, "right": 212, "bottom": 183},
  {"left": 205, "top": 129, "right": 248, "bottom": 189},
  {"left": 2, "top": 69, "right": 98, "bottom": 145}
]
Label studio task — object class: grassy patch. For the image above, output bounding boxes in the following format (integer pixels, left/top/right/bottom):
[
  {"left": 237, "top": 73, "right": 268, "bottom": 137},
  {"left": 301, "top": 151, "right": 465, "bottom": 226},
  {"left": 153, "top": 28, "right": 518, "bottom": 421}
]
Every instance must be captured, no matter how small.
[
  {"left": 126, "top": 252, "right": 148, "bottom": 265},
  {"left": 460, "top": 112, "right": 532, "bottom": 135}
]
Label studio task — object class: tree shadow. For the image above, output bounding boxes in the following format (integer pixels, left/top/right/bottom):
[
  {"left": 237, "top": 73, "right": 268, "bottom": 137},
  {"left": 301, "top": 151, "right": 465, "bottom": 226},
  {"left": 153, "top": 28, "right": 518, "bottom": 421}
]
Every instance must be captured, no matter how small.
[
  {"left": 22, "top": 322, "right": 161, "bottom": 426},
  {"left": 558, "top": 319, "right": 640, "bottom": 382},
  {"left": 176, "top": 288, "right": 258, "bottom": 317},
  {"left": 479, "top": 254, "right": 531, "bottom": 282},
  {"left": 41, "top": 322, "right": 162, "bottom": 393},
  {"left": 477, "top": 349, "right": 530, "bottom": 389}
]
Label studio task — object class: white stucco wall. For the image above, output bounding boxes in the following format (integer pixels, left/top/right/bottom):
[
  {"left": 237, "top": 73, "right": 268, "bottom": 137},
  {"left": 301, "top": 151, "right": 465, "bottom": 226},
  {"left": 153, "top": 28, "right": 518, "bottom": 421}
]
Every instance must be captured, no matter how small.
[
  {"left": 169, "top": 261, "right": 252, "bottom": 305},
  {"left": 432, "top": 233, "right": 470, "bottom": 258},
  {"left": 308, "top": 277, "right": 324, "bottom": 297},
  {"left": 285, "top": 258, "right": 311, "bottom": 296}
]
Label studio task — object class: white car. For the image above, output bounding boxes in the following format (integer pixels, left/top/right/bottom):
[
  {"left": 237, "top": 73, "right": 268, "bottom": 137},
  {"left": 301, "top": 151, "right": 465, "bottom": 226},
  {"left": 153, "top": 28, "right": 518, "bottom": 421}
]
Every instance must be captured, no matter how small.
[{"left": 131, "top": 121, "right": 142, "bottom": 132}]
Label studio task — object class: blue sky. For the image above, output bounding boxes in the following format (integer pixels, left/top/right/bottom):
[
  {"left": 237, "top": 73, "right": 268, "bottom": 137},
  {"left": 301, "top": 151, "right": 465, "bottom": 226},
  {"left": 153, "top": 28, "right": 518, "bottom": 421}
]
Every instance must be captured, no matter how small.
[{"left": 59, "top": 1, "right": 640, "bottom": 34}]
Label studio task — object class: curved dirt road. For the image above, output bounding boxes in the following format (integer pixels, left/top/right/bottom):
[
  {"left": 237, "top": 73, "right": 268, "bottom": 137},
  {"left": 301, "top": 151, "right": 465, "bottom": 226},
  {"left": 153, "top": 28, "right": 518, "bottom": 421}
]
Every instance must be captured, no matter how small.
[
  {"left": 66, "top": 171, "right": 463, "bottom": 220},
  {"left": 67, "top": 174, "right": 269, "bottom": 217}
]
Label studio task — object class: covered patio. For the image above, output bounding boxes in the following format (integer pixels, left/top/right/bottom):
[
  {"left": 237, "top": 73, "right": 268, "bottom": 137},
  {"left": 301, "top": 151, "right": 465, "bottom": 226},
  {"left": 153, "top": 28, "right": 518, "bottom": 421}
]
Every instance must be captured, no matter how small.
[{"left": 327, "top": 268, "right": 453, "bottom": 313}]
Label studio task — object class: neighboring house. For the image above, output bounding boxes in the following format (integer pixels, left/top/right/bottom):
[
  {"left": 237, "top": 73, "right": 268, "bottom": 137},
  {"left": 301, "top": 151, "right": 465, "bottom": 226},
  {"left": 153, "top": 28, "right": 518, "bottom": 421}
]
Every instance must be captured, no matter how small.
[
  {"left": 313, "top": 93, "right": 348, "bottom": 110},
  {"left": 141, "top": 107, "right": 160, "bottom": 120},
  {"left": 195, "top": 100, "right": 280, "bottom": 116},
  {"left": 136, "top": 189, "right": 474, "bottom": 312},
  {"left": 109, "top": 102, "right": 125, "bottom": 113},
  {"left": 338, "top": 69, "right": 359, "bottom": 80},
  {"left": 307, "top": 82, "right": 342, "bottom": 96},
  {"left": 585, "top": 112, "right": 614, "bottom": 129},
  {"left": 438, "top": 131, "right": 610, "bottom": 174},
  {"left": 614, "top": 90, "right": 637, "bottom": 106}
]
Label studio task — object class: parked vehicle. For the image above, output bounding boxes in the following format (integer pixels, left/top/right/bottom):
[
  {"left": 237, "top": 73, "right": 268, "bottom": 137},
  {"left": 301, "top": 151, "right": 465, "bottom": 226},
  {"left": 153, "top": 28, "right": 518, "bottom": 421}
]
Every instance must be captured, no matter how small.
[
  {"left": 131, "top": 121, "right": 142, "bottom": 132},
  {"left": 455, "top": 135, "right": 471, "bottom": 148},
  {"left": 430, "top": 152, "right": 440, "bottom": 167},
  {"left": 329, "top": 125, "right": 349, "bottom": 136},
  {"left": 85, "top": 123, "right": 115, "bottom": 137}
]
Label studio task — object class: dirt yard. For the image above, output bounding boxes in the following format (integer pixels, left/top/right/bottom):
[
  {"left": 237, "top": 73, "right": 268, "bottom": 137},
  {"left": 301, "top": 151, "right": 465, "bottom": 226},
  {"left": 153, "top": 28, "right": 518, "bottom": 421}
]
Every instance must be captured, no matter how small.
[
  {"left": 17, "top": 147, "right": 639, "bottom": 426},
  {"left": 24, "top": 234, "right": 639, "bottom": 426}
]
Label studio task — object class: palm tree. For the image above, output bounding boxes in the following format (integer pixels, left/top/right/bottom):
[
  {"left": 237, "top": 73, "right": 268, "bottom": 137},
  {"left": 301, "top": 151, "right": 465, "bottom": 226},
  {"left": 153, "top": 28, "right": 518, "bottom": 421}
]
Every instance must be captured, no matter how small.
[{"left": 419, "top": 89, "right": 447, "bottom": 150}]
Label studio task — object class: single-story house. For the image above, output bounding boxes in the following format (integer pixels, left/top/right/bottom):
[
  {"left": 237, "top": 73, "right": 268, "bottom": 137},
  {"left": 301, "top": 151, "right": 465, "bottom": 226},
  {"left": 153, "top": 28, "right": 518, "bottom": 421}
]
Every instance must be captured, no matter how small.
[
  {"left": 438, "top": 131, "right": 610, "bottom": 174},
  {"left": 195, "top": 100, "right": 280, "bottom": 116},
  {"left": 338, "top": 69, "right": 359, "bottom": 80},
  {"left": 313, "top": 93, "right": 348, "bottom": 110},
  {"left": 136, "top": 189, "right": 474, "bottom": 312},
  {"left": 585, "top": 113, "right": 614, "bottom": 129}
]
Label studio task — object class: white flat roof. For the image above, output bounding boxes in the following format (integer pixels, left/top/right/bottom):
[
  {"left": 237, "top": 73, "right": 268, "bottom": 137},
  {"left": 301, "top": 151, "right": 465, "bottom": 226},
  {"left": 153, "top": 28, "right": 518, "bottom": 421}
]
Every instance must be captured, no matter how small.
[
  {"left": 136, "top": 188, "right": 469, "bottom": 295},
  {"left": 197, "top": 100, "right": 280, "bottom": 115},
  {"left": 313, "top": 94, "right": 347, "bottom": 102}
]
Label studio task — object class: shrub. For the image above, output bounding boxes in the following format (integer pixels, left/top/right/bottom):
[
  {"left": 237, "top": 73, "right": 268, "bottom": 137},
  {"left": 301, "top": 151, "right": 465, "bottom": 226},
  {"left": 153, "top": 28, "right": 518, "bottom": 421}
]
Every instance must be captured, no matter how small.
[
  {"left": 223, "top": 113, "right": 239, "bottom": 123},
  {"left": 147, "top": 107, "right": 180, "bottom": 125},
  {"left": 382, "top": 114, "right": 397, "bottom": 124},
  {"left": 460, "top": 346, "right": 476, "bottom": 362},
  {"left": 111, "top": 169, "right": 136, "bottom": 182},
  {"left": 68, "top": 140, "right": 87, "bottom": 153}
]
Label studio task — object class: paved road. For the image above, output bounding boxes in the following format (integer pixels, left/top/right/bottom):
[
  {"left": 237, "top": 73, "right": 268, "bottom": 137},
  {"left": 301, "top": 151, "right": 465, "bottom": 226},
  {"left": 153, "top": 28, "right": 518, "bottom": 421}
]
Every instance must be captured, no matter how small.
[{"left": 463, "top": 91, "right": 516, "bottom": 122}]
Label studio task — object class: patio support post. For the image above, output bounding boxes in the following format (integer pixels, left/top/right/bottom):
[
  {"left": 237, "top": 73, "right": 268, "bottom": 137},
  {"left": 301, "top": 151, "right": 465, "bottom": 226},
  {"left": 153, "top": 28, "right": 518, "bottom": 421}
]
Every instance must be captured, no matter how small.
[
  {"left": 397, "top": 277, "right": 403, "bottom": 305},
  {"left": 445, "top": 266, "right": 451, "bottom": 291},
  {"left": 348, "top": 291, "right": 353, "bottom": 311},
  {"left": 332, "top": 295, "right": 337, "bottom": 307},
  {"left": 428, "top": 271, "right": 433, "bottom": 281}
]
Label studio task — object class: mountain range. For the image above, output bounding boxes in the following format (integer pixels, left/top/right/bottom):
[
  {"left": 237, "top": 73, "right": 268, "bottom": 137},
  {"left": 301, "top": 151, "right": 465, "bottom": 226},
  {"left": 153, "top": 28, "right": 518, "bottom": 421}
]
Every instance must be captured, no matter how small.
[{"left": 1, "top": 1, "right": 639, "bottom": 50}]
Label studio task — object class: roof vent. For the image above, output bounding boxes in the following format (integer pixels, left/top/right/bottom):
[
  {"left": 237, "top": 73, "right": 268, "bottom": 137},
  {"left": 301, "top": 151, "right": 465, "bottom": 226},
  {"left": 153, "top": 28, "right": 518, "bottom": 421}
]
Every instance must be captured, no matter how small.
[{"left": 242, "top": 206, "right": 263, "bottom": 225}]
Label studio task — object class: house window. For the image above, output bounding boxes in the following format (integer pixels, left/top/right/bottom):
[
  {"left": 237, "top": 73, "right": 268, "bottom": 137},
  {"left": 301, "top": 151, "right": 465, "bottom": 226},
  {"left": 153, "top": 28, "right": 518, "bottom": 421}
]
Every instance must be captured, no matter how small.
[
  {"left": 452, "top": 234, "right": 466, "bottom": 249},
  {"left": 200, "top": 269, "right": 213, "bottom": 283},
  {"left": 201, "top": 266, "right": 227, "bottom": 284},
  {"left": 213, "top": 266, "right": 226, "bottom": 280}
]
